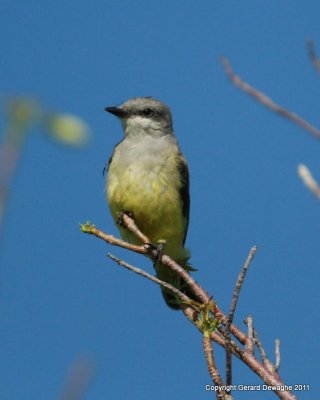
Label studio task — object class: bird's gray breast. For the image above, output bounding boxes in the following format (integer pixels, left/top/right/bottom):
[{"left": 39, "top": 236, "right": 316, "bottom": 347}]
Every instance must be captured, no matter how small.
[{"left": 113, "top": 134, "right": 179, "bottom": 175}]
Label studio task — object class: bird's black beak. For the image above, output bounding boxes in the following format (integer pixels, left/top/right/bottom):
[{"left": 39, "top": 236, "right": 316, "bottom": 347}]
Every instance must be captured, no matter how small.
[{"left": 105, "top": 106, "right": 127, "bottom": 118}]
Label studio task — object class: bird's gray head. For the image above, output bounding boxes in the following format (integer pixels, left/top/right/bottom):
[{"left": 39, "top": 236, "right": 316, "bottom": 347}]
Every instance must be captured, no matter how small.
[{"left": 105, "top": 97, "right": 173, "bottom": 137}]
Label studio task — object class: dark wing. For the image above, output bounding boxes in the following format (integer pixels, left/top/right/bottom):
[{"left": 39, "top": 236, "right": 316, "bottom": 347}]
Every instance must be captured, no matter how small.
[
  {"left": 102, "top": 138, "right": 124, "bottom": 176},
  {"left": 102, "top": 159, "right": 111, "bottom": 176},
  {"left": 177, "top": 152, "right": 190, "bottom": 245}
]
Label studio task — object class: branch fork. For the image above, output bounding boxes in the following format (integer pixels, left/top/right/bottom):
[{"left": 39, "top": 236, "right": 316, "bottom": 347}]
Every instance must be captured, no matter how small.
[{"left": 81, "top": 216, "right": 296, "bottom": 400}]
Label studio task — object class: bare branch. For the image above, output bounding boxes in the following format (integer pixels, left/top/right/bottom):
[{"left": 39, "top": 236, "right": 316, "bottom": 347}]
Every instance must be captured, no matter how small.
[
  {"left": 83, "top": 222, "right": 297, "bottom": 400},
  {"left": 254, "top": 331, "right": 269, "bottom": 366},
  {"left": 120, "top": 214, "right": 249, "bottom": 344},
  {"left": 203, "top": 334, "right": 226, "bottom": 400},
  {"left": 243, "top": 317, "right": 278, "bottom": 373},
  {"left": 121, "top": 212, "right": 151, "bottom": 244},
  {"left": 307, "top": 39, "right": 320, "bottom": 73},
  {"left": 225, "top": 245, "right": 257, "bottom": 387},
  {"left": 227, "top": 246, "right": 257, "bottom": 323},
  {"left": 81, "top": 221, "right": 212, "bottom": 306},
  {"left": 80, "top": 222, "right": 146, "bottom": 254},
  {"left": 82, "top": 221, "right": 250, "bottom": 341},
  {"left": 221, "top": 55, "right": 320, "bottom": 139},
  {"left": 297, "top": 163, "right": 320, "bottom": 199},
  {"left": 107, "top": 253, "right": 195, "bottom": 307}
]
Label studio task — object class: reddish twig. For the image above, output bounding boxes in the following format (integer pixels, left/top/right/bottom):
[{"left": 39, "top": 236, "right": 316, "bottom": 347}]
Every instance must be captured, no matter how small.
[
  {"left": 80, "top": 222, "right": 147, "bottom": 254},
  {"left": 225, "top": 246, "right": 257, "bottom": 389},
  {"left": 81, "top": 222, "right": 213, "bottom": 305},
  {"left": 221, "top": 55, "right": 320, "bottom": 140},
  {"left": 203, "top": 334, "right": 226, "bottom": 400},
  {"left": 122, "top": 212, "right": 150, "bottom": 244}
]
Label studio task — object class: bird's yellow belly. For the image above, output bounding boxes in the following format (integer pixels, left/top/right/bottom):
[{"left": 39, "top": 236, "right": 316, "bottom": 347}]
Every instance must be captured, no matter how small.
[{"left": 107, "top": 167, "right": 185, "bottom": 259}]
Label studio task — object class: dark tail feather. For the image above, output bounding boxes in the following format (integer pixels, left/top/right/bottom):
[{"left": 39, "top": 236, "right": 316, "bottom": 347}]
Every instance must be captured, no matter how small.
[
  {"left": 155, "top": 258, "right": 198, "bottom": 310},
  {"left": 160, "top": 278, "right": 199, "bottom": 310},
  {"left": 161, "top": 288, "right": 181, "bottom": 310}
]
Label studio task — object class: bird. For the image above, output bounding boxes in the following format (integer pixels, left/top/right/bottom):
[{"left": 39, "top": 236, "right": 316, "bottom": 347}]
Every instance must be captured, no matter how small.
[{"left": 105, "top": 97, "right": 192, "bottom": 309}]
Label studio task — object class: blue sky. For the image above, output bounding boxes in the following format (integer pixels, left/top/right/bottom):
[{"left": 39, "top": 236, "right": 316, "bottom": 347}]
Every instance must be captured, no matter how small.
[{"left": 1, "top": 1, "right": 320, "bottom": 399}]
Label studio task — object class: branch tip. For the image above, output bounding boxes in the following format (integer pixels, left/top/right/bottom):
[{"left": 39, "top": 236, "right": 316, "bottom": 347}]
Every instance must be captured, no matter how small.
[
  {"left": 275, "top": 339, "right": 281, "bottom": 371},
  {"left": 80, "top": 221, "right": 96, "bottom": 234}
]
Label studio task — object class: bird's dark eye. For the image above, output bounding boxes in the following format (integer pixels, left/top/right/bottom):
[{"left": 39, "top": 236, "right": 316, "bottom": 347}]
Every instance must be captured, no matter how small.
[{"left": 142, "top": 108, "right": 154, "bottom": 117}]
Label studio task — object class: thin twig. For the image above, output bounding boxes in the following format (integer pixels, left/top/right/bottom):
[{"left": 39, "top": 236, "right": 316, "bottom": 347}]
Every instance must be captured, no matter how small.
[
  {"left": 307, "top": 39, "right": 320, "bottom": 73},
  {"left": 122, "top": 212, "right": 150, "bottom": 244},
  {"left": 225, "top": 246, "right": 257, "bottom": 387},
  {"left": 297, "top": 163, "right": 320, "bottom": 199},
  {"left": 275, "top": 339, "right": 281, "bottom": 371},
  {"left": 81, "top": 223, "right": 146, "bottom": 254},
  {"left": 81, "top": 221, "right": 213, "bottom": 307},
  {"left": 203, "top": 334, "right": 226, "bottom": 400},
  {"left": 253, "top": 327, "right": 276, "bottom": 373},
  {"left": 244, "top": 315, "right": 255, "bottom": 355},
  {"left": 221, "top": 55, "right": 320, "bottom": 139},
  {"left": 107, "top": 253, "right": 195, "bottom": 307},
  {"left": 253, "top": 329, "right": 268, "bottom": 364},
  {"left": 158, "top": 253, "right": 211, "bottom": 304},
  {"left": 121, "top": 213, "right": 212, "bottom": 304},
  {"left": 227, "top": 246, "right": 257, "bottom": 323},
  {"left": 117, "top": 216, "right": 212, "bottom": 304}
]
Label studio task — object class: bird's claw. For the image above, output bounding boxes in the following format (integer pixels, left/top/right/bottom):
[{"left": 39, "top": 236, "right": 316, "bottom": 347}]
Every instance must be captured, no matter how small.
[
  {"left": 149, "top": 240, "right": 166, "bottom": 264},
  {"left": 117, "top": 210, "right": 133, "bottom": 227}
]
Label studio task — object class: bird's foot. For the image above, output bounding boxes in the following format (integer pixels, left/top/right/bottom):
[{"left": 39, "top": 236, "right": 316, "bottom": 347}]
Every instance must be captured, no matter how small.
[
  {"left": 150, "top": 239, "right": 167, "bottom": 264},
  {"left": 117, "top": 210, "right": 133, "bottom": 227}
]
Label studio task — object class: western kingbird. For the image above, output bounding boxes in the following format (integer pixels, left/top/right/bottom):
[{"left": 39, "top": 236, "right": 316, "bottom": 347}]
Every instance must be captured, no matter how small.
[{"left": 105, "top": 97, "right": 191, "bottom": 309}]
